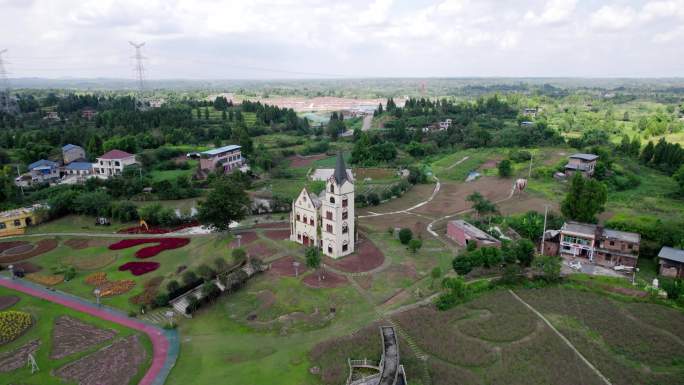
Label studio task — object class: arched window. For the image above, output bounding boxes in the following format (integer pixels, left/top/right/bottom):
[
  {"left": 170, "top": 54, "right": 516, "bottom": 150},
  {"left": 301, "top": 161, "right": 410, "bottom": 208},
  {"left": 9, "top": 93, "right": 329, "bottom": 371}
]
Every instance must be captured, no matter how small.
[
  {"left": 329, "top": 196, "right": 335, "bottom": 204},
  {"left": 342, "top": 223, "right": 349, "bottom": 234},
  {"left": 328, "top": 244, "right": 333, "bottom": 254},
  {"left": 329, "top": 184, "right": 335, "bottom": 193}
]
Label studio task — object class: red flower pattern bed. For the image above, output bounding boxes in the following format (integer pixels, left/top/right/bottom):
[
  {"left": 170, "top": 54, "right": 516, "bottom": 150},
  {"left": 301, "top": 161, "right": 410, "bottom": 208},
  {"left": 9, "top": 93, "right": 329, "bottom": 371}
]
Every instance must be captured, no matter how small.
[
  {"left": 118, "top": 262, "right": 160, "bottom": 276},
  {"left": 108, "top": 238, "right": 190, "bottom": 258}
]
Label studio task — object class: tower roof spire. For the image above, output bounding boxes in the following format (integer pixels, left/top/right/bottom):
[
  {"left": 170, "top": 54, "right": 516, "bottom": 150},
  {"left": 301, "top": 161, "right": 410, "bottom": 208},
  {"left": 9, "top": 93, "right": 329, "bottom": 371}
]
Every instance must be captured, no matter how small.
[{"left": 333, "top": 152, "right": 347, "bottom": 185}]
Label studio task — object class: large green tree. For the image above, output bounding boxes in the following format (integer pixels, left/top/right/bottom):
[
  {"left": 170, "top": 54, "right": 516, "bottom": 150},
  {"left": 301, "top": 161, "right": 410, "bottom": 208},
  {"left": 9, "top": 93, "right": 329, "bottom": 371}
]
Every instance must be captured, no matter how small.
[
  {"left": 197, "top": 178, "right": 250, "bottom": 232},
  {"left": 561, "top": 173, "right": 607, "bottom": 223}
]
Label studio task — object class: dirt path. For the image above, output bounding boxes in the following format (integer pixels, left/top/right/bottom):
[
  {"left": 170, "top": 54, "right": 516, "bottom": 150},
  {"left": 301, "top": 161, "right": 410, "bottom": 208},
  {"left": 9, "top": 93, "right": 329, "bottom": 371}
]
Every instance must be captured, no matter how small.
[
  {"left": 445, "top": 156, "right": 469, "bottom": 170},
  {"left": 508, "top": 289, "right": 612, "bottom": 385},
  {"left": 358, "top": 176, "right": 441, "bottom": 219},
  {"left": 362, "top": 115, "right": 373, "bottom": 131},
  {"left": 0, "top": 275, "right": 178, "bottom": 385}
]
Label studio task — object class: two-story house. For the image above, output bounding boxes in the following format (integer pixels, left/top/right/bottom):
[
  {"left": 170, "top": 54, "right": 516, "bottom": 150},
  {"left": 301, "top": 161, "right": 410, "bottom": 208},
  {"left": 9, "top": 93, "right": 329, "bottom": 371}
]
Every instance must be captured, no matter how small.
[
  {"left": 565, "top": 153, "right": 599, "bottom": 178},
  {"left": 557, "top": 221, "right": 640, "bottom": 268},
  {"left": 94, "top": 150, "right": 137, "bottom": 178},
  {"left": 199, "top": 145, "right": 244, "bottom": 174}
]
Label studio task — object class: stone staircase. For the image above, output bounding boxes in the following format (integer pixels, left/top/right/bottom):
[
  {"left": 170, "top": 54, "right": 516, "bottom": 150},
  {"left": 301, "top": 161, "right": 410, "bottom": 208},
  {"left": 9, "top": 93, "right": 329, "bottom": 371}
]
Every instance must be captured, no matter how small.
[{"left": 140, "top": 309, "right": 172, "bottom": 325}]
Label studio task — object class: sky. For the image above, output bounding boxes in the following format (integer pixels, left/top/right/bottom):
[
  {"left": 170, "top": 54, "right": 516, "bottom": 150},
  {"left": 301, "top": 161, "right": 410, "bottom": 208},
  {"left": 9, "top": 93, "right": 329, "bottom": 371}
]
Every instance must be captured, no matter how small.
[{"left": 1, "top": 0, "right": 684, "bottom": 79}]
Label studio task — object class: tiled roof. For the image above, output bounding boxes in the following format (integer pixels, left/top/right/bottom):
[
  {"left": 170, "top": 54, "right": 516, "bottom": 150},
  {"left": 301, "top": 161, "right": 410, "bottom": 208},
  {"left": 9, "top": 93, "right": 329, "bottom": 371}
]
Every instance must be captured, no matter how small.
[
  {"left": 28, "top": 159, "right": 58, "bottom": 170},
  {"left": 98, "top": 149, "right": 134, "bottom": 159},
  {"left": 658, "top": 247, "right": 684, "bottom": 264}
]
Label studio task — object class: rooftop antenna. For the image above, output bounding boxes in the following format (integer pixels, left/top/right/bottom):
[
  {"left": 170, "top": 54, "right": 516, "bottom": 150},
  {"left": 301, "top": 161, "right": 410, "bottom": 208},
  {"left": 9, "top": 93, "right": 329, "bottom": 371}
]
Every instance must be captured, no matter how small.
[{"left": 128, "top": 41, "right": 146, "bottom": 105}]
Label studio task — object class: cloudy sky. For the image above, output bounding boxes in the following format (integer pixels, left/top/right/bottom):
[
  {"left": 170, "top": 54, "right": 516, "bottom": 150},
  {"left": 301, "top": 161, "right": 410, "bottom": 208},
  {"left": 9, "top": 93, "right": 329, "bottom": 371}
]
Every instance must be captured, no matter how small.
[{"left": 1, "top": 0, "right": 683, "bottom": 79}]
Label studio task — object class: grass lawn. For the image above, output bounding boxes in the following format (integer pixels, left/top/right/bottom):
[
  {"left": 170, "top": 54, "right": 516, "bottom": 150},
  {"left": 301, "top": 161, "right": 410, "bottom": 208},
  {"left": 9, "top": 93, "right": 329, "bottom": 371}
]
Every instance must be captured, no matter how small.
[
  {"left": 430, "top": 148, "right": 502, "bottom": 181},
  {"left": 26, "top": 215, "right": 136, "bottom": 234},
  {"left": 167, "top": 272, "right": 377, "bottom": 385},
  {"left": 0, "top": 286, "right": 152, "bottom": 385}
]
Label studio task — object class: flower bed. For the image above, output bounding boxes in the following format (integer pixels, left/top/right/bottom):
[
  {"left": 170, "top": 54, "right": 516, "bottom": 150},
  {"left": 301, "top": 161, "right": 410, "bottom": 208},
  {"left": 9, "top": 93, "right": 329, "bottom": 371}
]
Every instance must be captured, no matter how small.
[
  {"left": 0, "top": 239, "right": 58, "bottom": 264},
  {"left": 0, "top": 241, "right": 28, "bottom": 253},
  {"left": 118, "top": 261, "right": 160, "bottom": 276},
  {"left": 50, "top": 316, "right": 117, "bottom": 359},
  {"left": 84, "top": 272, "right": 135, "bottom": 296},
  {"left": 84, "top": 272, "right": 108, "bottom": 286},
  {"left": 0, "top": 296, "right": 19, "bottom": 311},
  {"left": 108, "top": 237, "right": 190, "bottom": 258},
  {"left": 130, "top": 276, "right": 163, "bottom": 305},
  {"left": 25, "top": 273, "right": 64, "bottom": 286},
  {"left": 0, "top": 310, "right": 33, "bottom": 345},
  {"left": 0, "top": 339, "right": 40, "bottom": 372}
]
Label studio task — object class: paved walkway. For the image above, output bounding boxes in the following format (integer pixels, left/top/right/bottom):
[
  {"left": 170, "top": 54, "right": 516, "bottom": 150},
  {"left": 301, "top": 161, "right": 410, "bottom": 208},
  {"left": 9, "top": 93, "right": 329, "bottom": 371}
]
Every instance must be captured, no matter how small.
[{"left": 0, "top": 275, "right": 179, "bottom": 385}]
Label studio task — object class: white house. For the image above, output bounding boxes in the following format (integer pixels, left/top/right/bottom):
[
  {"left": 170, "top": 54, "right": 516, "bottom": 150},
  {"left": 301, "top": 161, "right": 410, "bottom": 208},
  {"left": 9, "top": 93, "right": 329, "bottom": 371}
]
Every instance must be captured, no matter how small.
[
  {"left": 94, "top": 149, "right": 137, "bottom": 178},
  {"left": 291, "top": 153, "right": 355, "bottom": 259}
]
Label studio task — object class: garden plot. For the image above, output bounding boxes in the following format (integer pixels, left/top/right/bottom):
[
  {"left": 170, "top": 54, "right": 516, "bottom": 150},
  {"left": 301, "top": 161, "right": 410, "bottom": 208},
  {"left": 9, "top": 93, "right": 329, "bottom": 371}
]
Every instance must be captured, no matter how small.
[
  {"left": 323, "top": 235, "right": 385, "bottom": 273},
  {"left": 269, "top": 256, "right": 309, "bottom": 277},
  {"left": 0, "top": 239, "right": 58, "bottom": 263},
  {"left": 356, "top": 183, "right": 435, "bottom": 216},
  {"left": 54, "top": 335, "right": 147, "bottom": 385},
  {"left": 412, "top": 178, "right": 512, "bottom": 217},
  {"left": 50, "top": 315, "right": 117, "bottom": 359},
  {"left": 0, "top": 339, "right": 40, "bottom": 373},
  {"left": 517, "top": 287, "right": 684, "bottom": 385},
  {"left": 0, "top": 295, "right": 19, "bottom": 310},
  {"left": 287, "top": 153, "right": 328, "bottom": 168},
  {"left": 360, "top": 213, "right": 431, "bottom": 238}
]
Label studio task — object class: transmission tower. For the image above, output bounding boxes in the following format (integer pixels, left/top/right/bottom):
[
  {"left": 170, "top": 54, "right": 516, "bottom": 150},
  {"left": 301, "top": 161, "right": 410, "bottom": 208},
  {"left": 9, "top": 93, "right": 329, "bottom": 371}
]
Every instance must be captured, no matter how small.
[
  {"left": 128, "top": 41, "right": 146, "bottom": 104},
  {"left": 0, "top": 49, "right": 18, "bottom": 115}
]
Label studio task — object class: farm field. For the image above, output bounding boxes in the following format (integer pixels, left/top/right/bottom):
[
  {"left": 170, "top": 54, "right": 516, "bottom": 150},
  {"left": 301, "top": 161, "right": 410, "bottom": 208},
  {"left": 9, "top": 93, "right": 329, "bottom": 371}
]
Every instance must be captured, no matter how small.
[{"left": 0, "top": 286, "right": 152, "bottom": 385}]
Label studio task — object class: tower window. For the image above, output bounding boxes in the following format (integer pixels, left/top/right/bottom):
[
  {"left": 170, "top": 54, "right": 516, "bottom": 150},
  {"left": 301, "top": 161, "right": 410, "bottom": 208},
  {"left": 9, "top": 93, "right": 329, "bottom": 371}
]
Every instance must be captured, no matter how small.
[
  {"left": 309, "top": 218, "right": 314, "bottom": 225},
  {"left": 326, "top": 224, "right": 333, "bottom": 233},
  {"left": 328, "top": 245, "right": 333, "bottom": 254},
  {"left": 326, "top": 211, "right": 333, "bottom": 220},
  {"left": 330, "top": 184, "right": 334, "bottom": 193},
  {"left": 342, "top": 224, "right": 348, "bottom": 234},
  {"left": 329, "top": 197, "right": 335, "bottom": 204},
  {"left": 342, "top": 198, "right": 348, "bottom": 207},
  {"left": 342, "top": 244, "right": 348, "bottom": 252},
  {"left": 342, "top": 211, "right": 348, "bottom": 220}
]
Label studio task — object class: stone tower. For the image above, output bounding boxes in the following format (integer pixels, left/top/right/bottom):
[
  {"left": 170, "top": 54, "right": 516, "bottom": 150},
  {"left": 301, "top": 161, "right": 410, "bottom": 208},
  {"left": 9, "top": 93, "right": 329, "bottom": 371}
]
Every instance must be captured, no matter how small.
[{"left": 321, "top": 152, "right": 355, "bottom": 259}]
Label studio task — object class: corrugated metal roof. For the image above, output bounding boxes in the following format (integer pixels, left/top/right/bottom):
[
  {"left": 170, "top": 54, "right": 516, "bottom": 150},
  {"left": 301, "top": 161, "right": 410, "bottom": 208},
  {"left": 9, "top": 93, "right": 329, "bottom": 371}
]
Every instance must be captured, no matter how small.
[
  {"left": 569, "top": 153, "right": 599, "bottom": 161},
  {"left": 561, "top": 221, "right": 598, "bottom": 236},
  {"left": 201, "top": 145, "right": 241, "bottom": 156},
  {"left": 603, "top": 228, "right": 640, "bottom": 243},
  {"left": 65, "top": 162, "right": 93, "bottom": 170},
  {"left": 28, "top": 159, "right": 57, "bottom": 170},
  {"left": 658, "top": 247, "right": 684, "bottom": 264}
]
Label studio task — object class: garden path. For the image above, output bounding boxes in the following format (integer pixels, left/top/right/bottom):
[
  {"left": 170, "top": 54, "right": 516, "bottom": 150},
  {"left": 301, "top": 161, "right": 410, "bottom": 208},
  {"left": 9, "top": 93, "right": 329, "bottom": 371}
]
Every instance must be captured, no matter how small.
[{"left": 0, "top": 275, "right": 179, "bottom": 385}]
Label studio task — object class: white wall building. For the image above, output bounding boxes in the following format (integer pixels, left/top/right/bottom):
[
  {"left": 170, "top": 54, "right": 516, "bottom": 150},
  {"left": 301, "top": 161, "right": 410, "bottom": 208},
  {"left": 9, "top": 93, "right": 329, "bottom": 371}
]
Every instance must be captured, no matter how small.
[
  {"left": 290, "top": 153, "right": 355, "bottom": 259},
  {"left": 94, "top": 149, "right": 137, "bottom": 178}
]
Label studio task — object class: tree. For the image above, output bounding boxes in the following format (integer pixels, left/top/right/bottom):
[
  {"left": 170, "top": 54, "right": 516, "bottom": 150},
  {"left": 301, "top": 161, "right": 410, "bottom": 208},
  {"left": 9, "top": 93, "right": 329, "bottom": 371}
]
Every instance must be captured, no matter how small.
[
  {"left": 305, "top": 247, "right": 323, "bottom": 281},
  {"left": 198, "top": 178, "right": 250, "bottom": 232},
  {"left": 166, "top": 280, "right": 180, "bottom": 294},
  {"left": 398, "top": 228, "right": 413, "bottom": 244},
  {"left": 641, "top": 141, "right": 655, "bottom": 164},
  {"left": 533, "top": 255, "right": 561, "bottom": 282},
  {"left": 213, "top": 257, "right": 228, "bottom": 273},
  {"left": 182, "top": 270, "right": 199, "bottom": 286},
  {"left": 367, "top": 192, "right": 380, "bottom": 206},
  {"left": 408, "top": 239, "right": 422, "bottom": 253},
  {"left": 498, "top": 159, "right": 512, "bottom": 177},
  {"left": 675, "top": 164, "right": 684, "bottom": 195},
  {"left": 453, "top": 255, "right": 473, "bottom": 276},
  {"left": 232, "top": 248, "right": 247, "bottom": 265},
  {"left": 467, "top": 192, "right": 498, "bottom": 219},
  {"left": 511, "top": 239, "right": 536, "bottom": 267},
  {"left": 197, "top": 264, "right": 216, "bottom": 280},
  {"left": 561, "top": 173, "right": 607, "bottom": 223}
]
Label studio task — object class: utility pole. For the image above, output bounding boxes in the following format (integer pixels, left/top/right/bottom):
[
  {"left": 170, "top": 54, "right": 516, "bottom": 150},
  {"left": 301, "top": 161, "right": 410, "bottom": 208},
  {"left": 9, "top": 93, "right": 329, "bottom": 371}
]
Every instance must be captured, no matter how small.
[
  {"left": 528, "top": 152, "right": 534, "bottom": 179},
  {"left": 540, "top": 204, "right": 550, "bottom": 255},
  {"left": 128, "top": 41, "right": 146, "bottom": 106}
]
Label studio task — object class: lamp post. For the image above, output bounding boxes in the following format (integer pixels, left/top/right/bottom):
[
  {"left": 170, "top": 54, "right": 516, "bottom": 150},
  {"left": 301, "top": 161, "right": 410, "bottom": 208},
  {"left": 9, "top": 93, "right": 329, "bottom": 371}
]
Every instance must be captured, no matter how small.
[
  {"left": 8, "top": 264, "right": 14, "bottom": 280},
  {"left": 93, "top": 288, "right": 101, "bottom": 307},
  {"left": 293, "top": 261, "right": 300, "bottom": 277},
  {"left": 236, "top": 234, "right": 242, "bottom": 248},
  {"left": 164, "top": 310, "right": 175, "bottom": 328}
]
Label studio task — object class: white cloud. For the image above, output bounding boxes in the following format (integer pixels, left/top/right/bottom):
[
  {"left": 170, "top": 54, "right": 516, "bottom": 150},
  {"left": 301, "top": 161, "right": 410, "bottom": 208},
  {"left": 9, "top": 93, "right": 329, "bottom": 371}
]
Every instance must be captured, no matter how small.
[
  {"left": 590, "top": 5, "right": 637, "bottom": 31},
  {"left": 524, "top": 0, "right": 577, "bottom": 25}
]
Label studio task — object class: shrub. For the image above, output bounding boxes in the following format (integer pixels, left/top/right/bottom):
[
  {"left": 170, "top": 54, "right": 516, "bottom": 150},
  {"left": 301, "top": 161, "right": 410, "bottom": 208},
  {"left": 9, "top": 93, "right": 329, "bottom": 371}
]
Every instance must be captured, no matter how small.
[
  {"left": 366, "top": 192, "right": 380, "bottom": 206},
  {"left": 118, "top": 261, "right": 160, "bottom": 276},
  {"left": 0, "top": 310, "right": 33, "bottom": 344},
  {"left": 182, "top": 270, "right": 199, "bottom": 286},
  {"left": 408, "top": 239, "right": 422, "bottom": 253},
  {"left": 398, "top": 228, "right": 413, "bottom": 245},
  {"left": 232, "top": 248, "right": 247, "bottom": 264},
  {"left": 166, "top": 280, "right": 180, "bottom": 293},
  {"left": 197, "top": 264, "right": 216, "bottom": 280}
]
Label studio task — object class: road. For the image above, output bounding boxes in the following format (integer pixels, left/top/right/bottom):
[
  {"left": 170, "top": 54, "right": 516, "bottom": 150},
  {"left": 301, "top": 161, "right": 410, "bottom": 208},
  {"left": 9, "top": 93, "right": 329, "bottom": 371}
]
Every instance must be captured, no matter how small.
[{"left": 362, "top": 114, "right": 373, "bottom": 131}]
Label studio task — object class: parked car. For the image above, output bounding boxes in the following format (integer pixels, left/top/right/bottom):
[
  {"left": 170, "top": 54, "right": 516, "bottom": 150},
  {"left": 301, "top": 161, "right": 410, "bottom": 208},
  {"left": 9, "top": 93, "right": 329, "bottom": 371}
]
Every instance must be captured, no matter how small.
[
  {"left": 613, "top": 265, "right": 634, "bottom": 272},
  {"left": 569, "top": 261, "right": 582, "bottom": 270}
]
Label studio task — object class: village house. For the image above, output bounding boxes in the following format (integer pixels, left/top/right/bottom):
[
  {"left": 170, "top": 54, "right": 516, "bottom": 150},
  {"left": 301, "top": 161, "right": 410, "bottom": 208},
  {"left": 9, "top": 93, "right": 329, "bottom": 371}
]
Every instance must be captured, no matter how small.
[
  {"left": 63, "top": 161, "right": 93, "bottom": 181},
  {"left": 446, "top": 220, "right": 501, "bottom": 248},
  {"left": 554, "top": 221, "right": 640, "bottom": 268},
  {"left": 657, "top": 247, "right": 684, "bottom": 278},
  {"left": 149, "top": 99, "right": 165, "bottom": 108},
  {"left": 522, "top": 107, "right": 540, "bottom": 117},
  {"left": 62, "top": 144, "right": 86, "bottom": 164},
  {"left": 438, "top": 118, "right": 452, "bottom": 130},
  {"left": 44, "top": 111, "right": 60, "bottom": 121},
  {"left": 22, "top": 159, "right": 60, "bottom": 185},
  {"left": 80, "top": 107, "right": 98, "bottom": 120},
  {"left": 564, "top": 153, "right": 598, "bottom": 178},
  {"left": 291, "top": 153, "right": 355, "bottom": 259},
  {"left": 0, "top": 204, "right": 46, "bottom": 237},
  {"left": 199, "top": 145, "right": 245, "bottom": 174},
  {"left": 94, "top": 149, "right": 137, "bottom": 179}
]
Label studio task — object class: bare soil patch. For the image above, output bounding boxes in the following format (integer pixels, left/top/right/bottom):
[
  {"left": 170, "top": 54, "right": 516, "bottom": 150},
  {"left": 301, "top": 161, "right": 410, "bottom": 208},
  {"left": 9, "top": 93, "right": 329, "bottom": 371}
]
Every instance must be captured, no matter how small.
[
  {"left": 51, "top": 315, "right": 118, "bottom": 359},
  {"left": 479, "top": 159, "right": 500, "bottom": 169},
  {"left": 0, "top": 239, "right": 58, "bottom": 263},
  {"left": 0, "top": 339, "right": 40, "bottom": 373},
  {"left": 323, "top": 236, "right": 385, "bottom": 273},
  {"left": 357, "top": 183, "right": 435, "bottom": 215},
  {"left": 412, "top": 178, "right": 512, "bottom": 217},
  {"left": 230, "top": 231, "right": 258, "bottom": 247},
  {"left": 55, "top": 335, "right": 146, "bottom": 385},
  {"left": 361, "top": 213, "right": 430, "bottom": 238},
  {"left": 302, "top": 270, "right": 348, "bottom": 288},
  {"left": 288, "top": 153, "right": 327, "bottom": 168},
  {"left": 270, "top": 256, "right": 308, "bottom": 277},
  {"left": 263, "top": 229, "right": 290, "bottom": 241},
  {"left": 246, "top": 242, "right": 276, "bottom": 258},
  {"left": 497, "top": 194, "right": 558, "bottom": 216},
  {"left": 0, "top": 295, "right": 20, "bottom": 310}
]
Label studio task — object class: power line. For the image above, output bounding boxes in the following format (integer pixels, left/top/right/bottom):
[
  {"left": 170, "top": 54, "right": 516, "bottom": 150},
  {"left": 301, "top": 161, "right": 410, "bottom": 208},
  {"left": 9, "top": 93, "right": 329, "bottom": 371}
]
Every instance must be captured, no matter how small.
[{"left": 129, "top": 41, "right": 146, "bottom": 95}]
